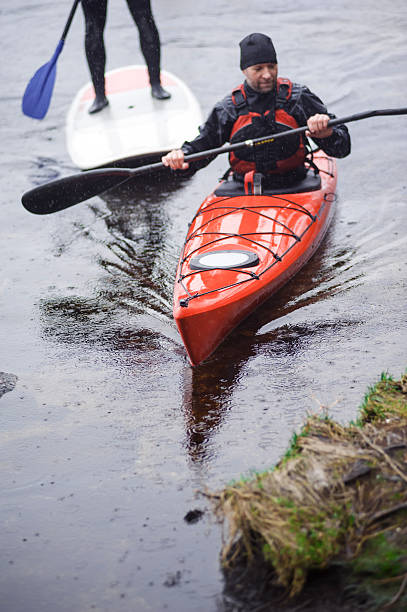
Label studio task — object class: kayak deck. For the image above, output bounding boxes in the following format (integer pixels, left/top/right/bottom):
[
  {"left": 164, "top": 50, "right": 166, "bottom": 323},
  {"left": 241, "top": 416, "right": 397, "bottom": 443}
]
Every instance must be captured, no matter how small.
[{"left": 173, "top": 153, "right": 337, "bottom": 366}]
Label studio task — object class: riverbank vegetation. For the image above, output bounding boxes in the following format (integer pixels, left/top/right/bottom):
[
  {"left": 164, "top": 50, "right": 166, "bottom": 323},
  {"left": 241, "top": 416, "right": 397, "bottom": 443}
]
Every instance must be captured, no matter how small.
[{"left": 211, "top": 371, "right": 407, "bottom": 611}]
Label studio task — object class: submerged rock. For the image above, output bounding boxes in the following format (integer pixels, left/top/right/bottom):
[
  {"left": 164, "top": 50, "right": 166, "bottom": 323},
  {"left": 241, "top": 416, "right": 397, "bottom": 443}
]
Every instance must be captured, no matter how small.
[{"left": 0, "top": 372, "right": 18, "bottom": 399}]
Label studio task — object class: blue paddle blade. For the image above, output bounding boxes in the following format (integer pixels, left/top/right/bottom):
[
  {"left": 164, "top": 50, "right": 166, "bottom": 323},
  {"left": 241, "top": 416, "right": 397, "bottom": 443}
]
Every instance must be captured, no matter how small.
[{"left": 22, "top": 40, "right": 64, "bottom": 120}]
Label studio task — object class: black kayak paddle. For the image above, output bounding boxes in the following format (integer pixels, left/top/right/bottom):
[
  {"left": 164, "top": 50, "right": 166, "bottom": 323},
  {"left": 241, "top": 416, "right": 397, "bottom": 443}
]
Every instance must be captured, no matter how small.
[{"left": 22, "top": 107, "right": 407, "bottom": 214}]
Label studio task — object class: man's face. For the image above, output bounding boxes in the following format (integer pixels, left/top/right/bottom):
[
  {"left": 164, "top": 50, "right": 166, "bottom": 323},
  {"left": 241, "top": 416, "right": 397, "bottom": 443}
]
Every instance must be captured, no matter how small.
[{"left": 243, "top": 62, "right": 278, "bottom": 94}]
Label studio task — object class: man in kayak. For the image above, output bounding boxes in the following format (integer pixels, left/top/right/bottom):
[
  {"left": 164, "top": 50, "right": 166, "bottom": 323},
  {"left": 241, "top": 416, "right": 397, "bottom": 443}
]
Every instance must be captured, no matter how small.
[
  {"left": 81, "top": 0, "right": 171, "bottom": 114},
  {"left": 162, "top": 33, "right": 350, "bottom": 186}
]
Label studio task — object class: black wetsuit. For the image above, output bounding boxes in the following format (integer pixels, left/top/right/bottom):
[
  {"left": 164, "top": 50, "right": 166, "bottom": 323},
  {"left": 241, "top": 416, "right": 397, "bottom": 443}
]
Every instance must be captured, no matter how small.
[{"left": 81, "top": 0, "right": 164, "bottom": 98}]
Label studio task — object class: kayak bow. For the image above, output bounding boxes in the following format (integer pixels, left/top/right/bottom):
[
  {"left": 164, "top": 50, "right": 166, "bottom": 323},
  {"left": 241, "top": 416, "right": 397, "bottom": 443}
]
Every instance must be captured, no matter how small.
[{"left": 173, "top": 152, "right": 337, "bottom": 365}]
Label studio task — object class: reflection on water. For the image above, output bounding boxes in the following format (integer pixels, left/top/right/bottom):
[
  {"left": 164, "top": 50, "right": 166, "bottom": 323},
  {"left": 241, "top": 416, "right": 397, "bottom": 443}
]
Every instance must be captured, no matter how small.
[
  {"left": 39, "top": 172, "right": 191, "bottom": 350},
  {"left": 41, "top": 295, "right": 165, "bottom": 351},
  {"left": 181, "top": 352, "right": 249, "bottom": 465},
  {"left": 95, "top": 171, "right": 190, "bottom": 317},
  {"left": 39, "top": 174, "right": 367, "bottom": 470},
  {"left": 38, "top": 172, "right": 367, "bottom": 469},
  {"left": 179, "top": 209, "right": 365, "bottom": 465}
]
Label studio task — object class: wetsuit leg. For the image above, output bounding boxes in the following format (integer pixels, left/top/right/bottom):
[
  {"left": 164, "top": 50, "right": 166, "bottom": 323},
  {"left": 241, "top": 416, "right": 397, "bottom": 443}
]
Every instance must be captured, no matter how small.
[
  {"left": 125, "top": 0, "right": 171, "bottom": 99},
  {"left": 81, "top": 0, "right": 109, "bottom": 112}
]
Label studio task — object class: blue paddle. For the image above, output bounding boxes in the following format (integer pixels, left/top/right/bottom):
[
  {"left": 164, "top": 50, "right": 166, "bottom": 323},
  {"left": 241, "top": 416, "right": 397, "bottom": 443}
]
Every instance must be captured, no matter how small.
[{"left": 22, "top": 0, "right": 80, "bottom": 119}]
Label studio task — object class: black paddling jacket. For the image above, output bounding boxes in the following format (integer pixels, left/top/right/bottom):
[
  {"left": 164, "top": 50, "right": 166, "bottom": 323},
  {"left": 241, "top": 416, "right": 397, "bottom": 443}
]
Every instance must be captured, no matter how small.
[{"left": 181, "top": 79, "right": 351, "bottom": 175}]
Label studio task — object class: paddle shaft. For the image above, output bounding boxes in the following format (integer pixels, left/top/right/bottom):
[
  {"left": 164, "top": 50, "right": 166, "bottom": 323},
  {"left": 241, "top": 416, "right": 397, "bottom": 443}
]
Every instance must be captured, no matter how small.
[
  {"left": 117, "top": 106, "right": 407, "bottom": 178},
  {"left": 22, "top": 0, "right": 81, "bottom": 119},
  {"left": 184, "top": 106, "right": 407, "bottom": 163},
  {"left": 21, "top": 106, "right": 407, "bottom": 214},
  {"left": 61, "top": 0, "right": 81, "bottom": 41}
]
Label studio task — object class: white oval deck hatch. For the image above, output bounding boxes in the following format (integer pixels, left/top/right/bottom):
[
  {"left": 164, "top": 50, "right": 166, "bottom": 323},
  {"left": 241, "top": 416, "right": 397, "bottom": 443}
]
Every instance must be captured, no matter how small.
[{"left": 190, "top": 250, "right": 260, "bottom": 270}]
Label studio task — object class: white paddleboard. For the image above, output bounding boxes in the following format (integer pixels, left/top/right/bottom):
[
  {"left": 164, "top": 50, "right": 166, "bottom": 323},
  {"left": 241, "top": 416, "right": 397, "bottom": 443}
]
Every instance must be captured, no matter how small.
[{"left": 66, "top": 65, "right": 203, "bottom": 169}]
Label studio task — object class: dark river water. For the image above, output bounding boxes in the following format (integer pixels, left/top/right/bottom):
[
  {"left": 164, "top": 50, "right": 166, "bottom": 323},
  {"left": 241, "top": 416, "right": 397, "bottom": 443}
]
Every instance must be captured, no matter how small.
[{"left": 1, "top": 1, "right": 407, "bottom": 611}]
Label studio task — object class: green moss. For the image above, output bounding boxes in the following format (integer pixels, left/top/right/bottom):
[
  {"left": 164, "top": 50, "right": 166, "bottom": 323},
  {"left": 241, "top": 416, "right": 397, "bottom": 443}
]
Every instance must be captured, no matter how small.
[
  {"left": 213, "top": 369, "right": 407, "bottom": 604},
  {"left": 279, "top": 431, "right": 303, "bottom": 464},
  {"left": 358, "top": 370, "right": 407, "bottom": 424},
  {"left": 275, "top": 497, "right": 295, "bottom": 509},
  {"left": 279, "top": 417, "right": 329, "bottom": 465},
  {"left": 352, "top": 533, "right": 404, "bottom": 577},
  {"left": 348, "top": 531, "right": 407, "bottom": 611},
  {"left": 267, "top": 503, "right": 350, "bottom": 569}
]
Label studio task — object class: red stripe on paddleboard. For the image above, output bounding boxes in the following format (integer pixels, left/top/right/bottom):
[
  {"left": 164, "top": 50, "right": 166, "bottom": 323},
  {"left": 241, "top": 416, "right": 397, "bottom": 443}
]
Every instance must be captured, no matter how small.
[{"left": 80, "top": 67, "right": 177, "bottom": 101}]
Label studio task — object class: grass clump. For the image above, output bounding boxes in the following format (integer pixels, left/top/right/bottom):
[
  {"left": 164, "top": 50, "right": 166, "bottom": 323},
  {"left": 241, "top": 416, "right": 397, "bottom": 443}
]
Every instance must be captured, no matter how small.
[{"left": 210, "top": 370, "right": 407, "bottom": 608}]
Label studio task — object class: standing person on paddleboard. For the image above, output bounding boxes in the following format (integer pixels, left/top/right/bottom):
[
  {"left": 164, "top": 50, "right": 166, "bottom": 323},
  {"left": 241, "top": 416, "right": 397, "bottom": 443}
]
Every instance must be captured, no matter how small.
[
  {"left": 162, "top": 33, "right": 350, "bottom": 187},
  {"left": 81, "top": 0, "right": 171, "bottom": 114}
]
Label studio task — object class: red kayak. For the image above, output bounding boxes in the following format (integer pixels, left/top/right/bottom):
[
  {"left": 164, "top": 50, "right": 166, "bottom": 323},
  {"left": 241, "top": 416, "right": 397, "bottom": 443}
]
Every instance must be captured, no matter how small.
[{"left": 173, "top": 152, "right": 337, "bottom": 366}]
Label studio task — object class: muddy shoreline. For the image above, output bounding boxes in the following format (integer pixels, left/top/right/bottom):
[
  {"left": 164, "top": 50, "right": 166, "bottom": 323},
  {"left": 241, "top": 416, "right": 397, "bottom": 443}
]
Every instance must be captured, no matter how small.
[{"left": 213, "top": 372, "right": 407, "bottom": 611}]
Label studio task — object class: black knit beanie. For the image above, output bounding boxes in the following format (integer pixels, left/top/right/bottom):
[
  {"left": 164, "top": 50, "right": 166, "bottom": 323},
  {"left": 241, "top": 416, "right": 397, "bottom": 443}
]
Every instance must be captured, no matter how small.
[{"left": 239, "top": 33, "right": 277, "bottom": 70}]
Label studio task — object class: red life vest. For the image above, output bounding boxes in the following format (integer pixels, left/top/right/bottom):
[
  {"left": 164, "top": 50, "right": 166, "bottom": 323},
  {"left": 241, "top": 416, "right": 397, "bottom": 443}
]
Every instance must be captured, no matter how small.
[{"left": 229, "top": 78, "right": 307, "bottom": 175}]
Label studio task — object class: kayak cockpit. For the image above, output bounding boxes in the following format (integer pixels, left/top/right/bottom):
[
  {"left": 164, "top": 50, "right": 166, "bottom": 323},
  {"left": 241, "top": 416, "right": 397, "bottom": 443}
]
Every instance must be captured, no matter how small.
[{"left": 214, "top": 168, "right": 321, "bottom": 197}]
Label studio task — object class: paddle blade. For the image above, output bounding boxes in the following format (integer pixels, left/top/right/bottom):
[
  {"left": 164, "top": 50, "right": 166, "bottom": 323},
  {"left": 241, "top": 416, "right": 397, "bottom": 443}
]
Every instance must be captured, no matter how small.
[
  {"left": 22, "top": 169, "right": 133, "bottom": 215},
  {"left": 22, "top": 40, "right": 64, "bottom": 119}
]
